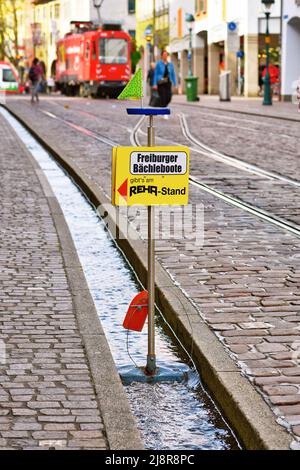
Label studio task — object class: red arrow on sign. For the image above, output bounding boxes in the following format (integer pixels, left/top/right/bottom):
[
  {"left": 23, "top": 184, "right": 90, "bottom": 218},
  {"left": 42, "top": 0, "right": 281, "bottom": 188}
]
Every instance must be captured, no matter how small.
[{"left": 117, "top": 178, "right": 128, "bottom": 201}]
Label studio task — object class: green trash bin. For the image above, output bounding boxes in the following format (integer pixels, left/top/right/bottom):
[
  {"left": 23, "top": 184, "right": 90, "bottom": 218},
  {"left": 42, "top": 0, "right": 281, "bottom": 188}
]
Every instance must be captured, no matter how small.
[{"left": 185, "top": 77, "right": 199, "bottom": 102}]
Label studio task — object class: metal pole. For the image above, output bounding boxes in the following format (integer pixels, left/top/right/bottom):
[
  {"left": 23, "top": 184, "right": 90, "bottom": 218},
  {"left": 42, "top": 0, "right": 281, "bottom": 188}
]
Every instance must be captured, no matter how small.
[
  {"left": 188, "top": 27, "right": 193, "bottom": 78},
  {"left": 237, "top": 56, "right": 242, "bottom": 96},
  {"left": 146, "top": 115, "right": 156, "bottom": 375},
  {"left": 263, "top": 12, "right": 272, "bottom": 106},
  {"left": 279, "top": 0, "right": 283, "bottom": 101},
  {"left": 96, "top": 7, "right": 101, "bottom": 25},
  {"left": 94, "top": 0, "right": 104, "bottom": 27},
  {"left": 153, "top": 0, "right": 156, "bottom": 61}
]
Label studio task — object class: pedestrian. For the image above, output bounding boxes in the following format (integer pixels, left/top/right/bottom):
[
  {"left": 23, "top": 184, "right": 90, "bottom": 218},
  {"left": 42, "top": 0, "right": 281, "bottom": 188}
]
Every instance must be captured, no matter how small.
[
  {"left": 262, "top": 63, "right": 279, "bottom": 96},
  {"left": 258, "top": 65, "right": 264, "bottom": 96},
  {"left": 147, "top": 62, "right": 160, "bottom": 107},
  {"left": 29, "top": 58, "right": 44, "bottom": 103},
  {"left": 147, "top": 62, "right": 155, "bottom": 88},
  {"left": 297, "top": 77, "right": 300, "bottom": 111},
  {"left": 153, "top": 50, "right": 177, "bottom": 108},
  {"left": 47, "top": 76, "right": 55, "bottom": 94}
]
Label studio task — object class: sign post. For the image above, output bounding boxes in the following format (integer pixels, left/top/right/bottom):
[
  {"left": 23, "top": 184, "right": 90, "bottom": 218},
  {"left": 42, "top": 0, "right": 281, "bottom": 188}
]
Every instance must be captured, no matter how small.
[
  {"left": 113, "top": 108, "right": 190, "bottom": 381},
  {"left": 147, "top": 114, "right": 156, "bottom": 375}
]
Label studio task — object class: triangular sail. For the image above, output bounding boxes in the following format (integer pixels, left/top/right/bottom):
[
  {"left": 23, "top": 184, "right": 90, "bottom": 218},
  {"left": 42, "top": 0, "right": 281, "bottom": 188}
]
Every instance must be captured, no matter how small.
[{"left": 117, "top": 68, "right": 143, "bottom": 101}]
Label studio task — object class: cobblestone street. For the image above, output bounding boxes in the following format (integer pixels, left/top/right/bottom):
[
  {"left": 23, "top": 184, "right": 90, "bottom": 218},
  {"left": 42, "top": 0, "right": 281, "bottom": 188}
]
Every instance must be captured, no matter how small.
[
  {"left": 3, "top": 96, "right": 300, "bottom": 449},
  {"left": 0, "top": 110, "right": 142, "bottom": 450}
]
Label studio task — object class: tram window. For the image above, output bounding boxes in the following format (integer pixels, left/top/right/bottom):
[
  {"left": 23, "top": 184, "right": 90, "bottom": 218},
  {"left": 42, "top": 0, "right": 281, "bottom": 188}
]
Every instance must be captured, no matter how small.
[
  {"left": 2, "top": 69, "right": 16, "bottom": 82},
  {"left": 85, "top": 41, "right": 90, "bottom": 60},
  {"left": 92, "top": 41, "right": 97, "bottom": 60},
  {"left": 99, "top": 38, "right": 127, "bottom": 64}
]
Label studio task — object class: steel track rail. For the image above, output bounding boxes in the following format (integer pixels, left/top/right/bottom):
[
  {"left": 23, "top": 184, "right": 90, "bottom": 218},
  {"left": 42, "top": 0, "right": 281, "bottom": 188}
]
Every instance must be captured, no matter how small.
[
  {"left": 178, "top": 113, "right": 300, "bottom": 188},
  {"left": 36, "top": 107, "right": 300, "bottom": 239},
  {"left": 131, "top": 113, "right": 300, "bottom": 239}
]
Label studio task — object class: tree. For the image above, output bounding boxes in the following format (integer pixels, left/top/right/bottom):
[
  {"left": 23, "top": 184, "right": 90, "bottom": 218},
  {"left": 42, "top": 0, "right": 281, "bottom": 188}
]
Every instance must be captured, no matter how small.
[
  {"left": 0, "top": 2, "right": 6, "bottom": 60},
  {"left": 131, "top": 39, "right": 142, "bottom": 74},
  {"left": 0, "top": 0, "right": 24, "bottom": 66}
]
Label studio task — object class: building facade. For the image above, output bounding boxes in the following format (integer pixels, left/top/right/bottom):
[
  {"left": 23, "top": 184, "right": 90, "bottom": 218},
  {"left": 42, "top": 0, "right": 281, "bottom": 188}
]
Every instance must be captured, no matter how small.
[
  {"left": 169, "top": 0, "right": 196, "bottom": 93},
  {"left": 136, "top": 0, "right": 169, "bottom": 51},
  {"left": 281, "top": 0, "right": 300, "bottom": 100},
  {"left": 16, "top": 0, "right": 136, "bottom": 76},
  {"left": 170, "top": 0, "right": 282, "bottom": 97},
  {"left": 60, "top": 0, "right": 136, "bottom": 38},
  {"left": 33, "top": 1, "right": 61, "bottom": 76},
  {"left": 136, "top": 0, "right": 169, "bottom": 86}
]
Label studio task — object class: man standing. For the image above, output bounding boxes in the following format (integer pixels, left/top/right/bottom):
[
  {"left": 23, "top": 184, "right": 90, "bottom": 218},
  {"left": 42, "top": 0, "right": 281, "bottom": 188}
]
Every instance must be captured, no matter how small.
[
  {"left": 153, "top": 50, "right": 176, "bottom": 108},
  {"left": 29, "top": 58, "right": 44, "bottom": 103}
]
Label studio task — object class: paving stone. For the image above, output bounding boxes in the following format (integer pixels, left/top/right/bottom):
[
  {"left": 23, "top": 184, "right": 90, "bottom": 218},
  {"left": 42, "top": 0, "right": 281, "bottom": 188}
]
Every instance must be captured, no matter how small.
[
  {"left": 237, "top": 352, "right": 266, "bottom": 360},
  {"left": 80, "top": 424, "right": 103, "bottom": 431},
  {"left": 278, "top": 405, "right": 300, "bottom": 416},
  {"left": 292, "top": 426, "right": 300, "bottom": 437},
  {"left": 263, "top": 385, "right": 300, "bottom": 396},
  {"left": 239, "top": 322, "right": 272, "bottom": 330},
  {"left": 270, "top": 396, "right": 300, "bottom": 406},
  {"left": 1, "top": 432, "right": 29, "bottom": 438},
  {"left": 229, "top": 345, "right": 250, "bottom": 354},
  {"left": 12, "top": 423, "right": 42, "bottom": 431},
  {"left": 32, "top": 431, "right": 68, "bottom": 440},
  {"left": 38, "top": 416, "right": 76, "bottom": 423},
  {"left": 0, "top": 114, "right": 107, "bottom": 450},
  {"left": 70, "top": 430, "right": 103, "bottom": 439},
  {"left": 67, "top": 439, "right": 106, "bottom": 448},
  {"left": 222, "top": 329, "right": 268, "bottom": 337},
  {"left": 284, "top": 415, "right": 300, "bottom": 426},
  {"left": 43, "top": 424, "right": 76, "bottom": 431},
  {"left": 283, "top": 368, "right": 300, "bottom": 377},
  {"left": 256, "top": 343, "right": 289, "bottom": 353},
  {"left": 245, "top": 368, "right": 280, "bottom": 378},
  {"left": 75, "top": 416, "right": 102, "bottom": 423},
  {"left": 12, "top": 409, "right": 37, "bottom": 417}
]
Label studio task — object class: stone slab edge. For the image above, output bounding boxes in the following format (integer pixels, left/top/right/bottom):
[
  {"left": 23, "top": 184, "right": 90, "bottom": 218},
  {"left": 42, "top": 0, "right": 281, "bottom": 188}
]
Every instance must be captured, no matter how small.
[
  {"left": 4, "top": 104, "right": 292, "bottom": 451},
  {"left": 5, "top": 108, "right": 144, "bottom": 451}
]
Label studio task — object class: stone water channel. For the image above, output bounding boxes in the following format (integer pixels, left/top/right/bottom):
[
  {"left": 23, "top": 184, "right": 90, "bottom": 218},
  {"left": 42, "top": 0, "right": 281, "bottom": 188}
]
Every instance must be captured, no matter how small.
[{"left": 1, "top": 107, "right": 240, "bottom": 450}]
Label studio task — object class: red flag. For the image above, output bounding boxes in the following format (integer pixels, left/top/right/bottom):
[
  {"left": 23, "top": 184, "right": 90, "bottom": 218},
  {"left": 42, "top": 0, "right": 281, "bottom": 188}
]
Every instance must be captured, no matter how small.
[{"left": 123, "top": 291, "right": 148, "bottom": 332}]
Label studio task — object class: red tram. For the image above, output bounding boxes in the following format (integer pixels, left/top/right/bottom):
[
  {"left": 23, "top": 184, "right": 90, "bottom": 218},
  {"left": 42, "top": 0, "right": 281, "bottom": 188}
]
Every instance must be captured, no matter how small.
[{"left": 56, "top": 22, "right": 132, "bottom": 98}]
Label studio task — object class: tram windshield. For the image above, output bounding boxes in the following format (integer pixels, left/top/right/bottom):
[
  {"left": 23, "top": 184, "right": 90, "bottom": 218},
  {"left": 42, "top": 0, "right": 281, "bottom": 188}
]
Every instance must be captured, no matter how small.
[
  {"left": 99, "top": 38, "right": 128, "bottom": 64},
  {"left": 2, "top": 69, "right": 16, "bottom": 82}
]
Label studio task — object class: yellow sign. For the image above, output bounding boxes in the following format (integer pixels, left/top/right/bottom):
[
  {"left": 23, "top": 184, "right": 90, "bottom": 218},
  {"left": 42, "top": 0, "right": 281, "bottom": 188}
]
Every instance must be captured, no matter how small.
[{"left": 112, "top": 147, "right": 190, "bottom": 206}]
